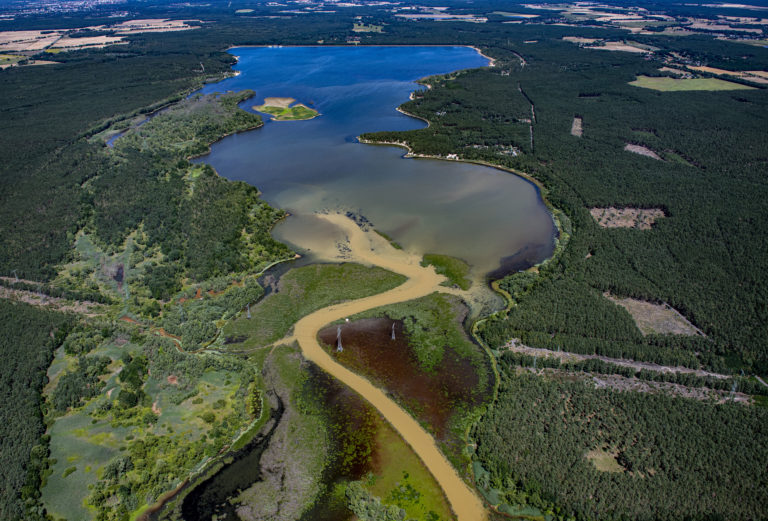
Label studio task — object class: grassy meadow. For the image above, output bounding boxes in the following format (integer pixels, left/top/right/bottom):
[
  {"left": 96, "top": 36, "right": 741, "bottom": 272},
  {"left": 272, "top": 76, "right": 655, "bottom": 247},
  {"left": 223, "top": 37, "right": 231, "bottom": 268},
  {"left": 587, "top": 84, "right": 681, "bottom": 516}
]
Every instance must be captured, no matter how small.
[
  {"left": 256, "top": 103, "right": 319, "bottom": 121},
  {"left": 220, "top": 263, "right": 405, "bottom": 351},
  {"left": 630, "top": 75, "right": 756, "bottom": 91}
]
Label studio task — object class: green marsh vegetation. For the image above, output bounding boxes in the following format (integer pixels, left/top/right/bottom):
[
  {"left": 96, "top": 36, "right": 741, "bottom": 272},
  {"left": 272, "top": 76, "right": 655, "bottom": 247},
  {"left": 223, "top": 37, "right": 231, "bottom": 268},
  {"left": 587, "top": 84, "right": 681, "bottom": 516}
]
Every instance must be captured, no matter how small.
[
  {"left": 221, "top": 263, "right": 406, "bottom": 351},
  {"left": 421, "top": 254, "right": 471, "bottom": 290},
  {"left": 40, "top": 325, "right": 259, "bottom": 521}
]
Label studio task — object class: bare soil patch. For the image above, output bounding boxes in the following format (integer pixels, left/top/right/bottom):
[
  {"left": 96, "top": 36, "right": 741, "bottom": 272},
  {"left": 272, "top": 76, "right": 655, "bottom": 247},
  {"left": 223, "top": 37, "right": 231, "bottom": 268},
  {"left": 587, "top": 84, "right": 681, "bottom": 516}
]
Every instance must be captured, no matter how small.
[
  {"left": 0, "top": 286, "right": 103, "bottom": 315},
  {"left": 505, "top": 340, "right": 724, "bottom": 379},
  {"left": 570, "top": 116, "right": 583, "bottom": 137},
  {"left": 624, "top": 143, "right": 662, "bottom": 160},
  {"left": 562, "top": 36, "right": 599, "bottom": 44},
  {"left": 604, "top": 293, "right": 704, "bottom": 336},
  {"left": 259, "top": 97, "right": 295, "bottom": 108},
  {"left": 590, "top": 207, "right": 665, "bottom": 230},
  {"left": 167, "top": 375, "right": 179, "bottom": 385},
  {"left": 25, "top": 59, "right": 58, "bottom": 66},
  {"left": 588, "top": 41, "right": 650, "bottom": 53},
  {"left": 591, "top": 373, "right": 750, "bottom": 403},
  {"left": 54, "top": 36, "right": 125, "bottom": 48},
  {"left": 586, "top": 449, "right": 624, "bottom": 473}
]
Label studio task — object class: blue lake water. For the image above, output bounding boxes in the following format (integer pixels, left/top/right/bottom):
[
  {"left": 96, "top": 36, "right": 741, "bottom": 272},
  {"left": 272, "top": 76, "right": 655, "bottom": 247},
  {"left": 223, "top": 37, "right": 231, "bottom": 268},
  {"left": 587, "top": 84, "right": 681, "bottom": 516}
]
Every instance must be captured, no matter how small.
[{"left": 197, "top": 46, "right": 555, "bottom": 281}]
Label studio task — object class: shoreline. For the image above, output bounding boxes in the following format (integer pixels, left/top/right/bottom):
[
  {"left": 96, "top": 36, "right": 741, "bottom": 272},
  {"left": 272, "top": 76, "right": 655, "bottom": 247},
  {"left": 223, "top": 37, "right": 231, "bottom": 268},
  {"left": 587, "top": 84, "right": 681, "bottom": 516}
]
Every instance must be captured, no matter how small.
[
  {"left": 225, "top": 43, "right": 495, "bottom": 67},
  {"left": 357, "top": 135, "right": 552, "bottom": 208}
]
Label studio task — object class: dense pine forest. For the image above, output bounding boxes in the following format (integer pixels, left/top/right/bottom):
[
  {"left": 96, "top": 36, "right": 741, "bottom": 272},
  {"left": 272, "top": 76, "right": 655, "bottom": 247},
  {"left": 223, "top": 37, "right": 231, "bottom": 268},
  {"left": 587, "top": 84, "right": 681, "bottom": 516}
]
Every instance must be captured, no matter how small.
[
  {"left": 0, "top": 301, "right": 69, "bottom": 519},
  {"left": 473, "top": 370, "right": 768, "bottom": 521}
]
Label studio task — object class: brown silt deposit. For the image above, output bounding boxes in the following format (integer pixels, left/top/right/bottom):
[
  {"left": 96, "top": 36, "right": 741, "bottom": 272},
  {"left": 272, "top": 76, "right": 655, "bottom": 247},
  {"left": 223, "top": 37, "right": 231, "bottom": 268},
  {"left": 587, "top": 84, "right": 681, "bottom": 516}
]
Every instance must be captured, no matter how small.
[{"left": 289, "top": 212, "right": 487, "bottom": 521}]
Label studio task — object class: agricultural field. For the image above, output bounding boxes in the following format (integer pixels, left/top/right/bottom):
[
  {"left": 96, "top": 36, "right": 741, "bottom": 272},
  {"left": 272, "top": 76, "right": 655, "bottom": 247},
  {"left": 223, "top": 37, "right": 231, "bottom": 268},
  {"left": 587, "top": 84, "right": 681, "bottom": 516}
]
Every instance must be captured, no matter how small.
[{"left": 629, "top": 75, "right": 756, "bottom": 91}]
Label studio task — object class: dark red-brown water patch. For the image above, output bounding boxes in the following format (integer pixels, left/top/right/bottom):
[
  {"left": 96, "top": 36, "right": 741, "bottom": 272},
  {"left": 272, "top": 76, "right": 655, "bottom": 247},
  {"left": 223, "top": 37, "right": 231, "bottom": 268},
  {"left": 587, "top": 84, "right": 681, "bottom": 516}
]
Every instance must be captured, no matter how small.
[{"left": 318, "top": 317, "right": 481, "bottom": 444}]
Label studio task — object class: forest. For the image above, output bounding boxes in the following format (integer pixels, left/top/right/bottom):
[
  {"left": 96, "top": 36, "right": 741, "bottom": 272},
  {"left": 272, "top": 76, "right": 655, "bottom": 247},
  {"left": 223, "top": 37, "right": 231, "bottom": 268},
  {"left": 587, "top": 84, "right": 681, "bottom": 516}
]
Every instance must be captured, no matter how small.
[
  {"left": 0, "top": 300, "right": 69, "bottom": 520},
  {"left": 472, "top": 370, "right": 768, "bottom": 521}
]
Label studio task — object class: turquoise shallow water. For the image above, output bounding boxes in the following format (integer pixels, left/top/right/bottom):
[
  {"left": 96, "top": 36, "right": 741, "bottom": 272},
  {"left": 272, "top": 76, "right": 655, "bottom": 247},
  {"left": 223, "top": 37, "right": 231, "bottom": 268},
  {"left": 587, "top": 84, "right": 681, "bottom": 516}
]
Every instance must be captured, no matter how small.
[{"left": 197, "top": 46, "right": 555, "bottom": 278}]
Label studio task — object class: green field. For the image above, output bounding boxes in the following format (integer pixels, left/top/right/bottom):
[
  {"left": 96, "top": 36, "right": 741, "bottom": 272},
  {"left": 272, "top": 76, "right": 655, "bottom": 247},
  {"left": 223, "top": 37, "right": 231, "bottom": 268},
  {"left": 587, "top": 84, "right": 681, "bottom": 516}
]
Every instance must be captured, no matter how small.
[
  {"left": 0, "top": 54, "right": 21, "bottom": 65},
  {"left": 352, "top": 23, "right": 384, "bottom": 33},
  {"left": 255, "top": 103, "right": 319, "bottom": 121},
  {"left": 220, "top": 263, "right": 405, "bottom": 350},
  {"left": 42, "top": 413, "right": 124, "bottom": 521},
  {"left": 630, "top": 75, "right": 756, "bottom": 91}
]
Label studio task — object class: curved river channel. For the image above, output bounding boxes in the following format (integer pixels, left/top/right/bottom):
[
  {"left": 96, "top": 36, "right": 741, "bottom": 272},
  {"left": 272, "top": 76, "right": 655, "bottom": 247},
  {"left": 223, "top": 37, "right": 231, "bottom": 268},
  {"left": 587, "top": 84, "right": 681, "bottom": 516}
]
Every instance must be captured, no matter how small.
[{"left": 191, "top": 46, "right": 556, "bottom": 521}]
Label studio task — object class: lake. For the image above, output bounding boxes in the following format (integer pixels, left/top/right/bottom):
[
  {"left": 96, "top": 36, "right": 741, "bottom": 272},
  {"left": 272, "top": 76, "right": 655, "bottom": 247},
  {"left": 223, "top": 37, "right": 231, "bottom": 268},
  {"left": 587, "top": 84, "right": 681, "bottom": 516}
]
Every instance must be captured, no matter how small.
[{"left": 197, "top": 45, "right": 555, "bottom": 290}]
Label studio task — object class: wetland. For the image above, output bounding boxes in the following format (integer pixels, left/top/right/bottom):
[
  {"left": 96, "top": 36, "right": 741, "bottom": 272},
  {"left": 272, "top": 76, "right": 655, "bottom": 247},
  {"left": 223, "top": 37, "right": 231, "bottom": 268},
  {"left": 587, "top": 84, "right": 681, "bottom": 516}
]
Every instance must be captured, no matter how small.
[{"left": 178, "top": 45, "right": 559, "bottom": 521}]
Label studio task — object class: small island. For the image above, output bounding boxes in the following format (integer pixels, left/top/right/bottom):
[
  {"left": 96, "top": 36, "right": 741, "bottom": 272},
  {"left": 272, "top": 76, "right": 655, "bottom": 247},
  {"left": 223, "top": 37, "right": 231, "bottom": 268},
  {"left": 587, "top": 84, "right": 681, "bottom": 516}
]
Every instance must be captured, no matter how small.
[{"left": 253, "top": 97, "right": 319, "bottom": 121}]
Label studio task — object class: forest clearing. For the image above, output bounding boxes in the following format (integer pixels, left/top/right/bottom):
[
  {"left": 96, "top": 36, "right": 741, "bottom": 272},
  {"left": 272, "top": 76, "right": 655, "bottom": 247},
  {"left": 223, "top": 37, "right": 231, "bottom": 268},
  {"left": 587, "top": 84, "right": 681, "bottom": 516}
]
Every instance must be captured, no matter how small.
[
  {"left": 589, "top": 207, "right": 665, "bottom": 229},
  {"left": 630, "top": 75, "right": 756, "bottom": 91}
]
